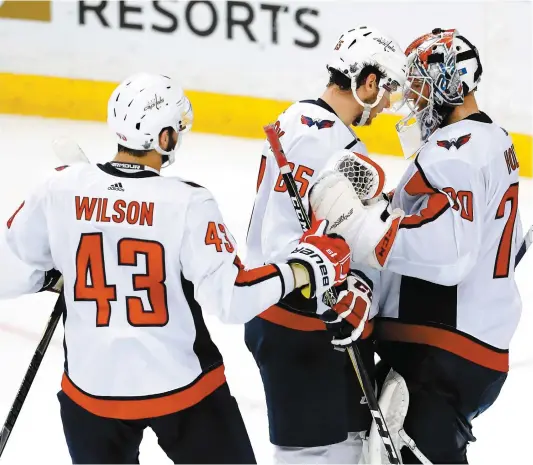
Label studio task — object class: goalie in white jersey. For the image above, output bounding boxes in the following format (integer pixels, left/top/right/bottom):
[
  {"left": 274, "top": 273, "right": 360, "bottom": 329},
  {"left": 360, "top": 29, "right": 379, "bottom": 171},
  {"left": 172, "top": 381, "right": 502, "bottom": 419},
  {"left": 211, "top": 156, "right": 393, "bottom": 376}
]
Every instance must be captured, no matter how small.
[
  {"left": 245, "top": 26, "right": 406, "bottom": 463},
  {"left": 311, "top": 29, "right": 523, "bottom": 463},
  {"left": 1, "top": 73, "right": 352, "bottom": 464}
]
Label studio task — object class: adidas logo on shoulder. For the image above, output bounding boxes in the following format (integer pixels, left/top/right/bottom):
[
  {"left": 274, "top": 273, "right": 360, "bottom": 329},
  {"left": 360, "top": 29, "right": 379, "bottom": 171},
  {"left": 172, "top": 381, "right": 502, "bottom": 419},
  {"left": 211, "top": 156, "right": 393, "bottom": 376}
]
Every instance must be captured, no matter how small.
[{"left": 108, "top": 182, "right": 125, "bottom": 192}]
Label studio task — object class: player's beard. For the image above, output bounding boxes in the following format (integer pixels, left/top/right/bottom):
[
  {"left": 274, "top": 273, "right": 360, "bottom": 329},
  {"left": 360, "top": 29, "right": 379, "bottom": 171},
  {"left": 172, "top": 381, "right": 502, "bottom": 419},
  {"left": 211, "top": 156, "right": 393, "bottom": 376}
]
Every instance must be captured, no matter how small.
[{"left": 352, "top": 90, "right": 380, "bottom": 126}]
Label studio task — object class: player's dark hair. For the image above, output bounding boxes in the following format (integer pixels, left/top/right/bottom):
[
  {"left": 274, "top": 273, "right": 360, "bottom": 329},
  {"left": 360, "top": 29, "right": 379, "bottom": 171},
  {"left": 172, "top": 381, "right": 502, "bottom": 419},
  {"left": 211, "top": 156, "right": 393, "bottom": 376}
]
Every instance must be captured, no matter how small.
[
  {"left": 327, "top": 64, "right": 385, "bottom": 90},
  {"left": 117, "top": 127, "right": 175, "bottom": 157},
  {"left": 357, "top": 64, "right": 385, "bottom": 88},
  {"left": 117, "top": 145, "right": 150, "bottom": 157},
  {"left": 327, "top": 68, "right": 351, "bottom": 90}
]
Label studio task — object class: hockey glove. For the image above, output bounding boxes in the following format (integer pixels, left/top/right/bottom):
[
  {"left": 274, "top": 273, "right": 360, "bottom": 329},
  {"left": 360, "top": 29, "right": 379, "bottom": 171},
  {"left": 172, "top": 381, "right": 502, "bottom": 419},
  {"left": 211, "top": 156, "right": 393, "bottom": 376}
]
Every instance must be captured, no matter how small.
[
  {"left": 39, "top": 269, "right": 63, "bottom": 294},
  {"left": 310, "top": 171, "right": 404, "bottom": 269},
  {"left": 321, "top": 272, "right": 372, "bottom": 346},
  {"left": 324, "top": 149, "right": 386, "bottom": 201},
  {"left": 287, "top": 219, "right": 350, "bottom": 299}
]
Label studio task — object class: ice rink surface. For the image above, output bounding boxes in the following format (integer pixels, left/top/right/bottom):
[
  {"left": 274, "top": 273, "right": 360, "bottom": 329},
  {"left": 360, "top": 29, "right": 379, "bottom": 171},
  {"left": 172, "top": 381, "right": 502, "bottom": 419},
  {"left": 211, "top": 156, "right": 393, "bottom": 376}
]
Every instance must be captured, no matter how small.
[{"left": 0, "top": 115, "right": 531, "bottom": 463}]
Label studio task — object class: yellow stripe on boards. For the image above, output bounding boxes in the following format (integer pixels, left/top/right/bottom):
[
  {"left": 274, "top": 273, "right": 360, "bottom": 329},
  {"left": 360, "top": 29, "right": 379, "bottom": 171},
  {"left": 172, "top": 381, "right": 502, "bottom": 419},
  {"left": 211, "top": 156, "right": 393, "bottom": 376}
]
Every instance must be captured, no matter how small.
[
  {"left": 0, "top": 73, "right": 113, "bottom": 121},
  {"left": 508, "top": 132, "right": 532, "bottom": 178},
  {"left": 0, "top": 72, "right": 531, "bottom": 177},
  {"left": 185, "top": 89, "right": 289, "bottom": 139}
]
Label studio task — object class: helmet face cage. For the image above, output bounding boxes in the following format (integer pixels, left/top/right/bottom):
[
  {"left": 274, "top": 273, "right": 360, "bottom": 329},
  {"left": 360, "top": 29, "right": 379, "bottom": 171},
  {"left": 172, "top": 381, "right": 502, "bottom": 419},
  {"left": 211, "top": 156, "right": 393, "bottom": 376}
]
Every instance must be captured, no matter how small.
[
  {"left": 398, "top": 29, "right": 466, "bottom": 142},
  {"left": 404, "top": 68, "right": 433, "bottom": 115},
  {"left": 398, "top": 64, "right": 438, "bottom": 142}
]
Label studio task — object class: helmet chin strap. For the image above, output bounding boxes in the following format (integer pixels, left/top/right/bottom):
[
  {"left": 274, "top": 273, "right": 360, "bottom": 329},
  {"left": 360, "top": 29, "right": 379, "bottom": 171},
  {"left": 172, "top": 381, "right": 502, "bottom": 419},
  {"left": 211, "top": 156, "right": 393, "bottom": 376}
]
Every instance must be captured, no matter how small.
[
  {"left": 155, "top": 129, "right": 180, "bottom": 168},
  {"left": 352, "top": 86, "right": 387, "bottom": 126}
]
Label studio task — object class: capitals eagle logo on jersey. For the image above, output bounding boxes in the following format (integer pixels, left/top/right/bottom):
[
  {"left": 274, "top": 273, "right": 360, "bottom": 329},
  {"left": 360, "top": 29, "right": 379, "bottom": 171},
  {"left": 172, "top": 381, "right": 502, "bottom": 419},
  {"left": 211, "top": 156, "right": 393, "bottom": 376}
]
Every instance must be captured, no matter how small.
[
  {"left": 436, "top": 133, "right": 472, "bottom": 150},
  {"left": 300, "top": 115, "right": 335, "bottom": 129}
]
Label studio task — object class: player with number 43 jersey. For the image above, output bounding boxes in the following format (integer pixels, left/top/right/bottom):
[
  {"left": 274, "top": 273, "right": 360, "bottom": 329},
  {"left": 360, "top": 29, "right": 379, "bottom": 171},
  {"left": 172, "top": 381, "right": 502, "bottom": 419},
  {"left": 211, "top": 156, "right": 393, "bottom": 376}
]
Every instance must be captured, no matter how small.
[{"left": 1, "top": 73, "right": 352, "bottom": 464}]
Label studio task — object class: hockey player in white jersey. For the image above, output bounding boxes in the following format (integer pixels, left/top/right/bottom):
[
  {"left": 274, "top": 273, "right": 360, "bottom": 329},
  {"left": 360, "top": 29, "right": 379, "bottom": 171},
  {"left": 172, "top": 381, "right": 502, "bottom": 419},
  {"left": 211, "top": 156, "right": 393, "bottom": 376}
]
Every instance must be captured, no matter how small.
[
  {"left": 310, "top": 29, "right": 523, "bottom": 463},
  {"left": 1, "top": 73, "right": 353, "bottom": 464},
  {"left": 245, "top": 26, "right": 406, "bottom": 464}
]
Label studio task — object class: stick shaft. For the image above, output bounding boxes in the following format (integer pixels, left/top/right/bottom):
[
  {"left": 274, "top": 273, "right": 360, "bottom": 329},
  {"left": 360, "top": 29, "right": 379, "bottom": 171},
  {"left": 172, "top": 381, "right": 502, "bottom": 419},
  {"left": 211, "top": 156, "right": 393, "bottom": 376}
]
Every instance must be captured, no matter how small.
[
  {"left": 263, "top": 124, "right": 400, "bottom": 464},
  {"left": 0, "top": 294, "right": 64, "bottom": 457}
]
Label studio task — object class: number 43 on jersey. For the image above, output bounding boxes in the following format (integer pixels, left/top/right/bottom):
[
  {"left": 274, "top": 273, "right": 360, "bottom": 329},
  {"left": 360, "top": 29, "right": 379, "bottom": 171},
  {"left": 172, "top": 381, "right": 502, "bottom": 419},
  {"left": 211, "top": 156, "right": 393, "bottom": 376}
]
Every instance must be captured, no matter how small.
[{"left": 74, "top": 233, "right": 168, "bottom": 327}]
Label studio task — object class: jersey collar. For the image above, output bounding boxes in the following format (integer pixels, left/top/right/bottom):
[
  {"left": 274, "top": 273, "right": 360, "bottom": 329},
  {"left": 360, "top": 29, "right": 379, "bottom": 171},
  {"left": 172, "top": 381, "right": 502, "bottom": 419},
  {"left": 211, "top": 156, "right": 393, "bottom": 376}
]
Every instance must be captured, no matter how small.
[
  {"left": 97, "top": 162, "right": 160, "bottom": 178},
  {"left": 465, "top": 112, "right": 493, "bottom": 124},
  {"left": 299, "top": 98, "right": 338, "bottom": 117}
]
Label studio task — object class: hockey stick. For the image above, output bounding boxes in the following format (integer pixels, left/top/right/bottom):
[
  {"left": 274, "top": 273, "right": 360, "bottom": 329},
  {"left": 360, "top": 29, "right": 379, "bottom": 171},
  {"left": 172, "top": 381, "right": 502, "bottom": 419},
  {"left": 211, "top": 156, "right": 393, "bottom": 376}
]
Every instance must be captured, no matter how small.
[
  {"left": 516, "top": 224, "right": 532, "bottom": 267},
  {"left": 0, "top": 140, "right": 89, "bottom": 458},
  {"left": 263, "top": 124, "right": 401, "bottom": 464},
  {"left": 0, "top": 293, "right": 64, "bottom": 457}
]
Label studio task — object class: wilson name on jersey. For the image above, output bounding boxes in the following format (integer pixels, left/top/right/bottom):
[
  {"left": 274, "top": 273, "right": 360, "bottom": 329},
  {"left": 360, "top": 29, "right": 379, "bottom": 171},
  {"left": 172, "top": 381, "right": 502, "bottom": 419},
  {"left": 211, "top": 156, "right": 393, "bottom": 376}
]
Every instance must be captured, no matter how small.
[
  {"left": 4, "top": 161, "right": 295, "bottom": 419},
  {"left": 377, "top": 112, "right": 522, "bottom": 373}
]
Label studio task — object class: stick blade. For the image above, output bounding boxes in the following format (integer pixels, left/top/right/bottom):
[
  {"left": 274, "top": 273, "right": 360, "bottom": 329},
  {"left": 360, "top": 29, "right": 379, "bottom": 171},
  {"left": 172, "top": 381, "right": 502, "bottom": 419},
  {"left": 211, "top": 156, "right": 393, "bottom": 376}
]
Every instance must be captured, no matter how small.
[
  {"left": 516, "top": 224, "right": 533, "bottom": 266},
  {"left": 0, "top": 425, "right": 11, "bottom": 457},
  {"left": 263, "top": 124, "right": 289, "bottom": 170},
  {"left": 51, "top": 139, "right": 89, "bottom": 166}
]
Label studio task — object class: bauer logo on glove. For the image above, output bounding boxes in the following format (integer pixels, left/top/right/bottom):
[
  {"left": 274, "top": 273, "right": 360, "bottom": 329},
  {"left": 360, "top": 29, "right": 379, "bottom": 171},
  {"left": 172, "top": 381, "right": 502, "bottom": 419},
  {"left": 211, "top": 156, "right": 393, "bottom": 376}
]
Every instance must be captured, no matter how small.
[
  {"left": 291, "top": 245, "right": 332, "bottom": 287},
  {"left": 287, "top": 219, "right": 350, "bottom": 298}
]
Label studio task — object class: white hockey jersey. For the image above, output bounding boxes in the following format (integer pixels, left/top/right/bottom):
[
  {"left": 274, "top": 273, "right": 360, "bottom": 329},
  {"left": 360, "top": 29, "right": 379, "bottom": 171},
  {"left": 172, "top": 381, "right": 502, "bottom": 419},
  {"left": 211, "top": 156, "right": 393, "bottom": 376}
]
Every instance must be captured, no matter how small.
[
  {"left": 3, "top": 161, "right": 296, "bottom": 419},
  {"left": 247, "top": 99, "right": 379, "bottom": 333},
  {"left": 376, "top": 112, "right": 522, "bottom": 373}
]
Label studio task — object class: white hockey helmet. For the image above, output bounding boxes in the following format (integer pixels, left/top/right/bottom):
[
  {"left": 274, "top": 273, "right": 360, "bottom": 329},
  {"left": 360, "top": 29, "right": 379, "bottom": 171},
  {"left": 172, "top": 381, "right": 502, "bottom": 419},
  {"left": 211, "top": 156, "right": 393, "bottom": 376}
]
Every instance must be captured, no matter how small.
[
  {"left": 107, "top": 73, "right": 193, "bottom": 168},
  {"left": 327, "top": 26, "right": 408, "bottom": 125}
]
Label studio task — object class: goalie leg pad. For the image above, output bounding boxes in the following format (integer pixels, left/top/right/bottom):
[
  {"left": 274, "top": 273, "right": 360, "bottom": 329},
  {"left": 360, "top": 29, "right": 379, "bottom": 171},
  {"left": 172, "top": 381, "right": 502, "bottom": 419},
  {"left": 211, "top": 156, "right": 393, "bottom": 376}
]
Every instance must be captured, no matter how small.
[
  {"left": 368, "top": 369, "right": 409, "bottom": 464},
  {"left": 368, "top": 369, "right": 432, "bottom": 464}
]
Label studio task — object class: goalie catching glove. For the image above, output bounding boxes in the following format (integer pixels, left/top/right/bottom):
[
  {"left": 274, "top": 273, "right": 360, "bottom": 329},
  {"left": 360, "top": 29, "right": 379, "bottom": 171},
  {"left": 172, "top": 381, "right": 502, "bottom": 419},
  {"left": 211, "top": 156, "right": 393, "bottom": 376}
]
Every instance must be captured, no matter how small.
[
  {"left": 287, "top": 219, "right": 351, "bottom": 298},
  {"left": 321, "top": 271, "right": 372, "bottom": 346},
  {"left": 310, "top": 171, "right": 404, "bottom": 269},
  {"left": 324, "top": 149, "right": 386, "bottom": 201}
]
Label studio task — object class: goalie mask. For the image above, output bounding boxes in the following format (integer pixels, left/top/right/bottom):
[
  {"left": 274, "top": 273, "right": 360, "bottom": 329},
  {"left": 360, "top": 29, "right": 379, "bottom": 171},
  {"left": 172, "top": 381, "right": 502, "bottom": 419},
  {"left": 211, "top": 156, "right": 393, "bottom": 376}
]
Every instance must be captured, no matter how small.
[{"left": 395, "top": 29, "right": 483, "bottom": 157}]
